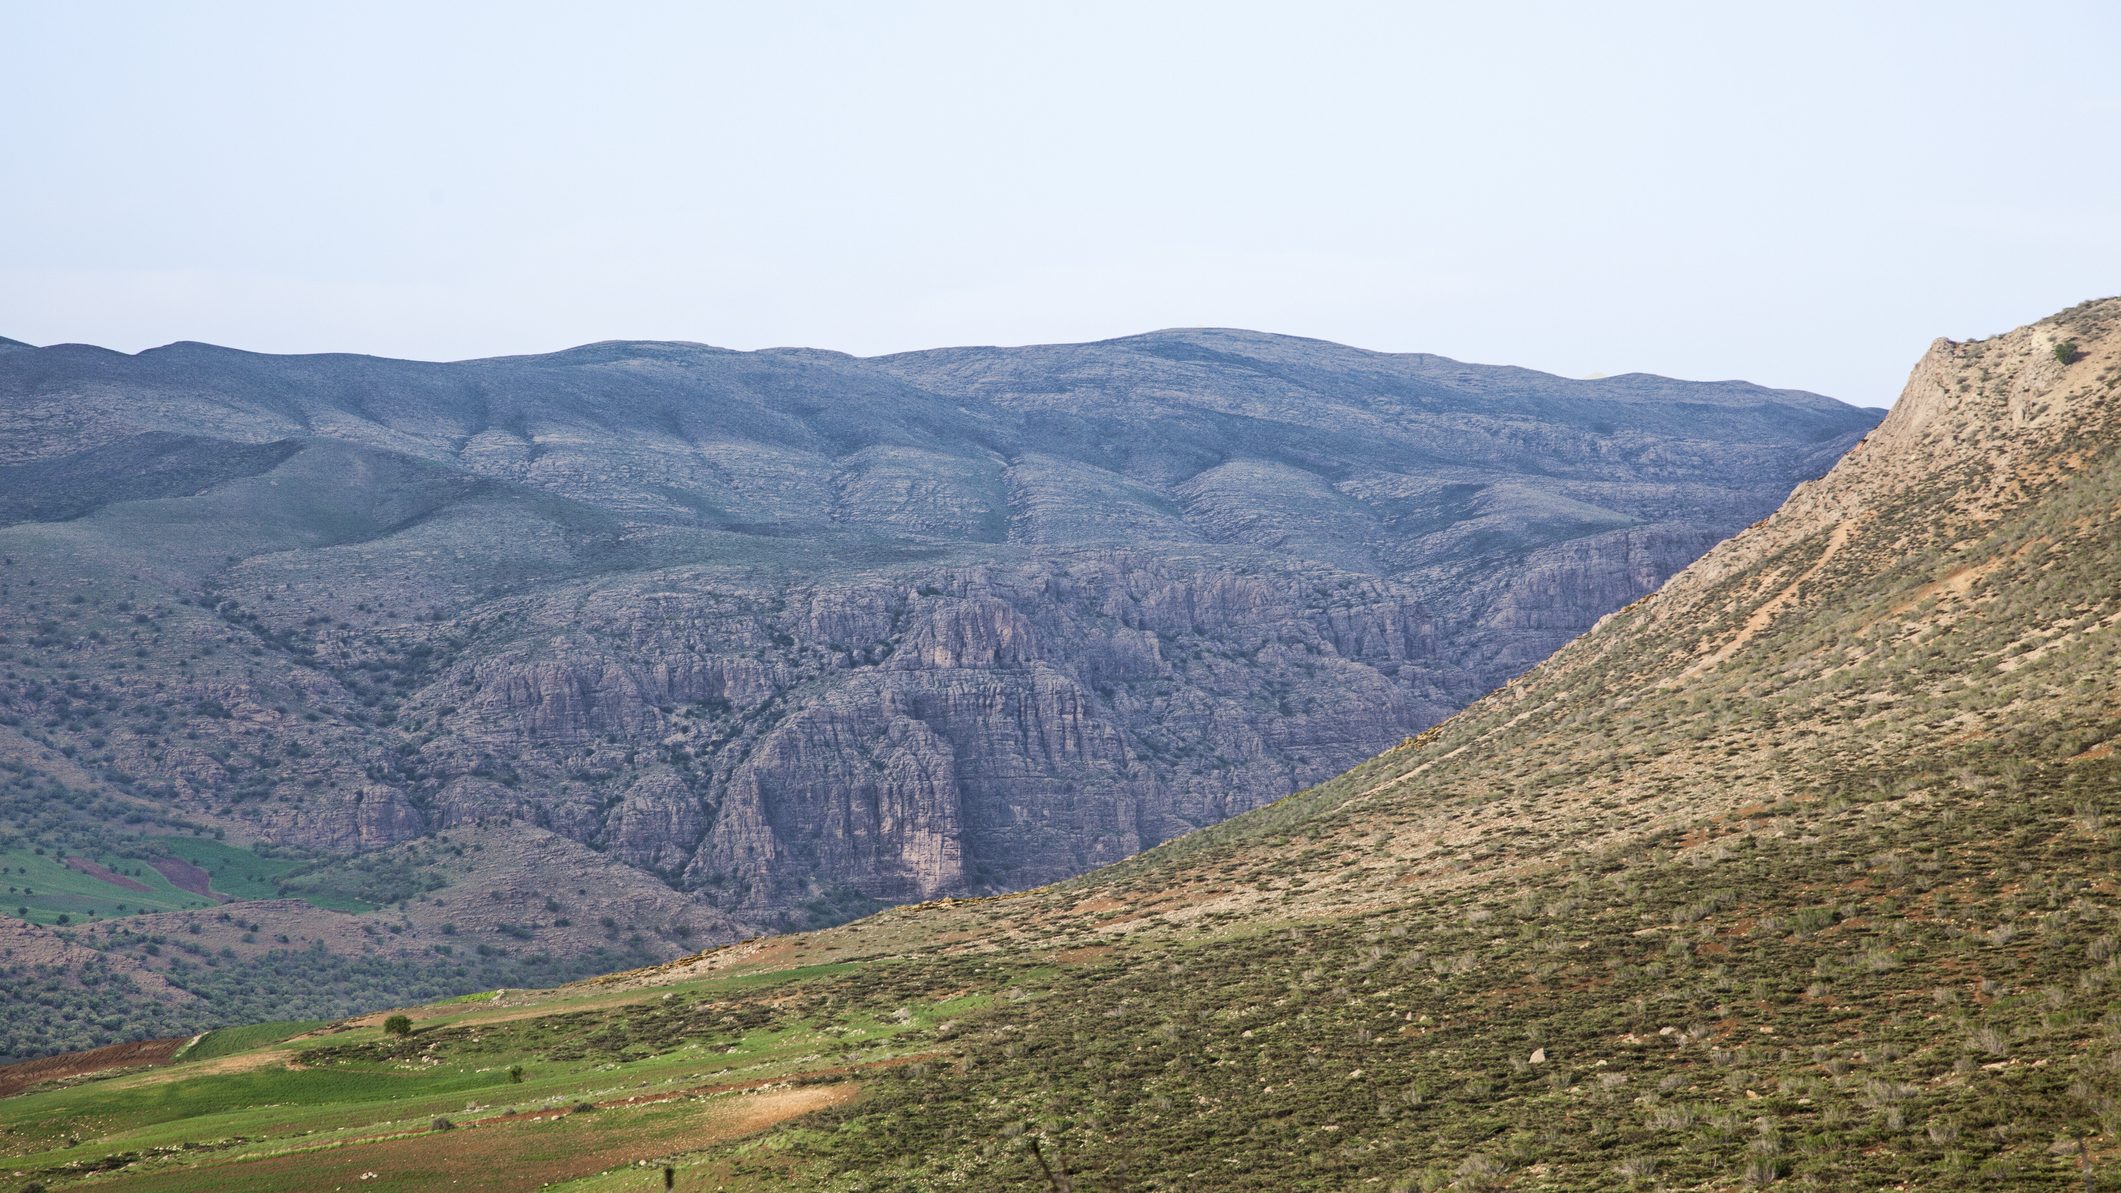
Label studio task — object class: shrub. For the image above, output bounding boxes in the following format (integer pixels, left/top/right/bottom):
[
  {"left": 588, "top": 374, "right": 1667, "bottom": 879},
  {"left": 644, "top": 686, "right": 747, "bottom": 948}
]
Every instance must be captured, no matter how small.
[
  {"left": 2054, "top": 340, "right": 2081, "bottom": 365},
  {"left": 382, "top": 1013, "right": 413, "bottom": 1037}
]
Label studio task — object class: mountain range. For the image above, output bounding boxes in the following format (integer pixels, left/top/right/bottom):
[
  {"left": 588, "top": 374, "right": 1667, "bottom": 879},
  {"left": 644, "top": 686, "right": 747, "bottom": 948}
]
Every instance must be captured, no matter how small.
[
  {"left": 0, "top": 328, "right": 1876, "bottom": 1055},
  {"left": 0, "top": 298, "right": 2107, "bottom": 1189}
]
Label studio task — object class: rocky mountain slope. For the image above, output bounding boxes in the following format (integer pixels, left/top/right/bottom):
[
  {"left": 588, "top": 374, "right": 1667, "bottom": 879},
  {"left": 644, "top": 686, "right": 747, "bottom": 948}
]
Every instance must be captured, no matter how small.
[
  {"left": 0, "top": 298, "right": 2102, "bottom": 1190},
  {"left": 0, "top": 329, "right": 1875, "bottom": 1054}
]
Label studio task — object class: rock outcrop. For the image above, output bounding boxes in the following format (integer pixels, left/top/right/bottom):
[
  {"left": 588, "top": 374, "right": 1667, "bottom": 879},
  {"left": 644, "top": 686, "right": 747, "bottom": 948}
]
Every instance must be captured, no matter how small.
[{"left": 0, "top": 329, "right": 1880, "bottom": 930}]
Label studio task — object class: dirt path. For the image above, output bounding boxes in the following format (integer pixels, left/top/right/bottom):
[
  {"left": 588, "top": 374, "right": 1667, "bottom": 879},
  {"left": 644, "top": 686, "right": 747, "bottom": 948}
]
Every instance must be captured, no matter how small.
[{"left": 1676, "top": 520, "right": 1852, "bottom": 682}]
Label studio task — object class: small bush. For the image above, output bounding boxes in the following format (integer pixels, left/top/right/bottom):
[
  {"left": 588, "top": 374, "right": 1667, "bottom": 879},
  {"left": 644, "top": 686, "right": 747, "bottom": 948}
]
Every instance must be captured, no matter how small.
[
  {"left": 382, "top": 1014, "right": 413, "bottom": 1037},
  {"left": 2054, "top": 340, "right": 2081, "bottom": 365}
]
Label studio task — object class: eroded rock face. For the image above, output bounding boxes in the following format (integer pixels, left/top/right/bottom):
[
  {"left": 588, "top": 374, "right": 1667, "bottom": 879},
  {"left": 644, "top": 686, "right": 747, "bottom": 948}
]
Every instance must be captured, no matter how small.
[
  {"left": 0, "top": 329, "right": 1880, "bottom": 926},
  {"left": 369, "top": 556, "right": 1463, "bottom": 914}
]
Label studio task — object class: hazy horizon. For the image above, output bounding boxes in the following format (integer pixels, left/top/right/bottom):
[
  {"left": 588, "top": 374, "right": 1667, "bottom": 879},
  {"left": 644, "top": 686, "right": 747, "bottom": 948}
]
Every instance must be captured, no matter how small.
[
  {"left": 6, "top": 1, "right": 2117, "bottom": 407},
  {"left": 0, "top": 323, "right": 1909, "bottom": 409}
]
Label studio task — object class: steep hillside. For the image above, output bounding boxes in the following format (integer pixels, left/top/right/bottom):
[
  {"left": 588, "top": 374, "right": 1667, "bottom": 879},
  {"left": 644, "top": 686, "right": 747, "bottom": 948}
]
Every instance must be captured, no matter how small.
[
  {"left": 1, "top": 299, "right": 2105, "bottom": 1191},
  {"left": 0, "top": 330, "right": 1873, "bottom": 1053}
]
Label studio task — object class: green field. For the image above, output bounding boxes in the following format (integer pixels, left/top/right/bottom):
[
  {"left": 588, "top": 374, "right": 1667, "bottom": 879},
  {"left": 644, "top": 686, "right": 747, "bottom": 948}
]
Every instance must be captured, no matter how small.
[
  {"left": 177, "top": 1019, "right": 330, "bottom": 1062},
  {"left": 0, "top": 847, "right": 215, "bottom": 925},
  {"left": 0, "top": 837, "right": 376, "bottom": 927},
  {"left": 150, "top": 837, "right": 300, "bottom": 900},
  {"left": 0, "top": 957, "right": 989, "bottom": 1191},
  {"left": 156, "top": 835, "right": 377, "bottom": 911}
]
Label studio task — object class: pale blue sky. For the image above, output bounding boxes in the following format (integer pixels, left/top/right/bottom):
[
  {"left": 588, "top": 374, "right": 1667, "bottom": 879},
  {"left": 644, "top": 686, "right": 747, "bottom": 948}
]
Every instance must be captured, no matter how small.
[{"left": 4, "top": 2, "right": 2116, "bottom": 405}]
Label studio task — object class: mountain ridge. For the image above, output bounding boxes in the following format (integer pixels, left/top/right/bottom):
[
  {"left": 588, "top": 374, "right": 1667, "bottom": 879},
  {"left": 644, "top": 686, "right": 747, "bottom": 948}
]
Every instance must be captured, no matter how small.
[
  {"left": 5, "top": 326, "right": 1874, "bottom": 409},
  {"left": 1, "top": 299, "right": 2115, "bottom": 1190},
  {"left": 0, "top": 324, "right": 1878, "bottom": 1060}
]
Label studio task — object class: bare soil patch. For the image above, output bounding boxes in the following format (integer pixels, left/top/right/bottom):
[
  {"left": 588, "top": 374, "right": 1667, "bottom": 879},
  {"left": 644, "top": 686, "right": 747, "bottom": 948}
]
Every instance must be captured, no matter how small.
[
  {"left": 0, "top": 1036, "right": 186, "bottom": 1097},
  {"left": 64, "top": 856, "right": 152, "bottom": 893},
  {"left": 149, "top": 856, "right": 225, "bottom": 900}
]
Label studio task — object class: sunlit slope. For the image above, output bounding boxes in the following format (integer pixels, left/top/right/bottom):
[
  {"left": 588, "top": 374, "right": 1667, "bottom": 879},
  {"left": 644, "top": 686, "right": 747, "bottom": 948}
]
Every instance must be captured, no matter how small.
[{"left": 3, "top": 299, "right": 2116, "bottom": 1189}]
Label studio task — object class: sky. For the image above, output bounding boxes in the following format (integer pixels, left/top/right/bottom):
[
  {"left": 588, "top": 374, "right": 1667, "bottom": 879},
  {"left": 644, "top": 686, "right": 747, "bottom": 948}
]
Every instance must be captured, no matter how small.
[{"left": 3, "top": 2, "right": 2117, "bottom": 407}]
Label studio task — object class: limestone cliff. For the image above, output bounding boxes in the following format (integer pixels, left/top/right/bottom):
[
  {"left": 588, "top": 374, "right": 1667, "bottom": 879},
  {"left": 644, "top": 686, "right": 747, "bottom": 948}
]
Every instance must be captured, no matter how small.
[{"left": 0, "top": 329, "right": 1878, "bottom": 934}]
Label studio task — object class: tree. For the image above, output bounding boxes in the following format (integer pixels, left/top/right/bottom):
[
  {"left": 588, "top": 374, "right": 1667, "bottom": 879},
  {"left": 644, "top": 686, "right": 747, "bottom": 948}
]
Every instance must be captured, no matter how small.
[
  {"left": 2054, "top": 340, "right": 2082, "bottom": 366},
  {"left": 382, "top": 1013, "right": 413, "bottom": 1037}
]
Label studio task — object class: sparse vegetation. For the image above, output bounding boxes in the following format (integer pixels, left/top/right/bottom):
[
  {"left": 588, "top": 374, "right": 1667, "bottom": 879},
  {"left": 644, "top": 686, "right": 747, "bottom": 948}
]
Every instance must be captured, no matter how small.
[
  {"left": 0, "top": 316, "right": 1878, "bottom": 1056},
  {"left": 0, "top": 302, "right": 2113, "bottom": 1190}
]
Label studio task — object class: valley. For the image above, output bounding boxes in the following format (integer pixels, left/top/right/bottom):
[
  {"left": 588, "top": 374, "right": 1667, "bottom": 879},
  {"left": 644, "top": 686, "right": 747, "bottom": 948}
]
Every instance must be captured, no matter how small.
[
  {"left": 0, "top": 328, "right": 1875, "bottom": 1058},
  {"left": 2, "top": 299, "right": 2110, "bottom": 1188}
]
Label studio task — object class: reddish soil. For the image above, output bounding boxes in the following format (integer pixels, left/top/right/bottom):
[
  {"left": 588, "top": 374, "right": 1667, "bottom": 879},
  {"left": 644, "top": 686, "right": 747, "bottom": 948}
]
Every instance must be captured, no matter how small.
[
  {"left": 64, "top": 856, "right": 153, "bottom": 893},
  {"left": 0, "top": 1036, "right": 186, "bottom": 1097},
  {"left": 148, "top": 856, "right": 226, "bottom": 900}
]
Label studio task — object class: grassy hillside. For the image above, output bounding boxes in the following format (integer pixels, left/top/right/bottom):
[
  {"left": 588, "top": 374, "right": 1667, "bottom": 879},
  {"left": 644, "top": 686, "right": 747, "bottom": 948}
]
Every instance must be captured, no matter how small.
[
  {"left": 0, "top": 301, "right": 2113, "bottom": 1189},
  {"left": 0, "top": 327, "right": 1877, "bottom": 1054}
]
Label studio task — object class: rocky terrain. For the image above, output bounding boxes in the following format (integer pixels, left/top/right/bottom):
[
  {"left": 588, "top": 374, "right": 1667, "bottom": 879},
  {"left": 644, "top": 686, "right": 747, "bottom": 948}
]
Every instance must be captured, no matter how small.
[
  {"left": 0, "top": 300, "right": 2098, "bottom": 1189},
  {"left": 0, "top": 328, "right": 1876, "bottom": 1052}
]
